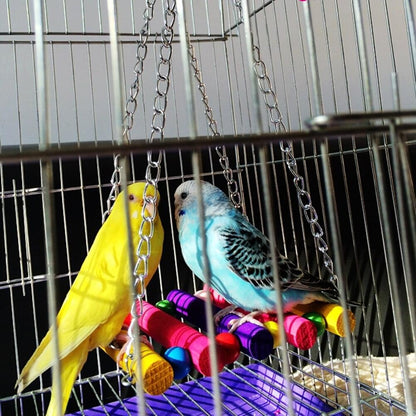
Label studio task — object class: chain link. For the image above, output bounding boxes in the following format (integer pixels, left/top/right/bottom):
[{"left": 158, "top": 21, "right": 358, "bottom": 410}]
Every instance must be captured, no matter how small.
[
  {"left": 233, "top": 0, "right": 337, "bottom": 283},
  {"left": 186, "top": 33, "right": 242, "bottom": 208},
  {"left": 102, "top": 154, "right": 122, "bottom": 222},
  {"left": 122, "top": 0, "right": 157, "bottom": 140}
]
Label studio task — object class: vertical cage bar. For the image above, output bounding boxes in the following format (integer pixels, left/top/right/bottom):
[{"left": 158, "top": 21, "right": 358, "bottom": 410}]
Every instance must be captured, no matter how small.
[
  {"left": 258, "top": 146, "right": 295, "bottom": 416},
  {"left": 351, "top": 0, "right": 373, "bottom": 111},
  {"left": 241, "top": 0, "right": 295, "bottom": 414},
  {"left": 371, "top": 133, "right": 415, "bottom": 414},
  {"left": 388, "top": 118, "right": 416, "bottom": 352},
  {"left": 403, "top": 0, "right": 416, "bottom": 100},
  {"left": 176, "top": 1, "right": 222, "bottom": 415},
  {"left": 32, "top": 0, "right": 62, "bottom": 413},
  {"left": 240, "top": 0, "right": 262, "bottom": 134},
  {"left": 302, "top": 2, "right": 362, "bottom": 415},
  {"left": 105, "top": 0, "right": 146, "bottom": 414}
]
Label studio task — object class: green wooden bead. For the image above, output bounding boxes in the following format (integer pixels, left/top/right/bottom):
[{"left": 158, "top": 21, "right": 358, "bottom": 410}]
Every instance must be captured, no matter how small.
[
  {"left": 156, "top": 299, "right": 176, "bottom": 315},
  {"left": 303, "top": 312, "right": 326, "bottom": 337}
]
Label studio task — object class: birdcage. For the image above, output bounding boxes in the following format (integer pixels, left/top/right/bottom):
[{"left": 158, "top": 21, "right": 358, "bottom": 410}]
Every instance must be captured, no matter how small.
[{"left": 1, "top": 0, "right": 415, "bottom": 415}]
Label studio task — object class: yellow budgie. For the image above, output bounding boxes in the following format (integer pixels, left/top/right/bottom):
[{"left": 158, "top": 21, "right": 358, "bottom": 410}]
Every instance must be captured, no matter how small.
[{"left": 15, "top": 182, "right": 164, "bottom": 416}]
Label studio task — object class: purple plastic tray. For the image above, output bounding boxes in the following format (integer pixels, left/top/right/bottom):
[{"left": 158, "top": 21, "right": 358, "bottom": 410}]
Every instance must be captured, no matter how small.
[{"left": 69, "top": 363, "right": 338, "bottom": 415}]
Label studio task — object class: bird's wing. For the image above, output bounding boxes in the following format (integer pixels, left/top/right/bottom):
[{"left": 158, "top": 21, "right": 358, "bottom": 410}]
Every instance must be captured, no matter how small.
[
  {"left": 220, "top": 220, "right": 274, "bottom": 289},
  {"left": 54, "top": 240, "right": 131, "bottom": 357},
  {"left": 220, "top": 219, "right": 336, "bottom": 294}
]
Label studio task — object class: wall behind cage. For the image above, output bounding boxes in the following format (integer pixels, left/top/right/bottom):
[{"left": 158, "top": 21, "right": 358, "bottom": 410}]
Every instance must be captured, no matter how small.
[{"left": 1, "top": 0, "right": 416, "bottom": 146}]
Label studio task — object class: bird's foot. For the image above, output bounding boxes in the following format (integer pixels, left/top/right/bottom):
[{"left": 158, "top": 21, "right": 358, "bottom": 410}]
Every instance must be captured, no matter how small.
[
  {"left": 227, "top": 310, "right": 265, "bottom": 333},
  {"left": 194, "top": 289, "right": 211, "bottom": 300},
  {"left": 213, "top": 305, "right": 238, "bottom": 326},
  {"left": 109, "top": 329, "right": 129, "bottom": 350},
  {"left": 111, "top": 332, "right": 152, "bottom": 364},
  {"left": 213, "top": 306, "right": 266, "bottom": 332}
]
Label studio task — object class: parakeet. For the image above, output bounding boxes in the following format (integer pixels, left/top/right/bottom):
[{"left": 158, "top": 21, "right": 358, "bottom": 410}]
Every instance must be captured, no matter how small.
[
  {"left": 174, "top": 180, "right": 339, "bottom": 314},
  {"left": 16, "top": 182, "right": 164, "bottom": 416}
]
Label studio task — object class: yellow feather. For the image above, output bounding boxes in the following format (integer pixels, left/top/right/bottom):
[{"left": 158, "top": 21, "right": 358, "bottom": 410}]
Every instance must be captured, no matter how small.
[{"left": 15, "top": 182, "right": 164, "bottom": 416}]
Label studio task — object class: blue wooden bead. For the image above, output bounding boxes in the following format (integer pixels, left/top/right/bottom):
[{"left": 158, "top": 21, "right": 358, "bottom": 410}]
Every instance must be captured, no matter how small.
[{"left": 163, "top": 346, "right": 192, "bottom": 379}]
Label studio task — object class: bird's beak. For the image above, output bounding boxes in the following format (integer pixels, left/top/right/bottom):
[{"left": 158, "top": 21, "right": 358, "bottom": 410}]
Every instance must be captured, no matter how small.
[
  {"left": 144, "top": 200, "right": 156, "bottom": 218},
  {"left": 174, "top": 201, "right": 180, "bottom": 221}
]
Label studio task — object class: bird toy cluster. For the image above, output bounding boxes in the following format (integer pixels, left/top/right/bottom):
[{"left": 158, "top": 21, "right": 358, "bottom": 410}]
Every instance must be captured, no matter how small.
[
  {"left": 168, "top": 287, "right": 355, "bottom": 355},
  {"left": 103, "top": 297, "right": 241, "bottom": 393},
  {"left": 202, "top": 286, "right": 356, "bottom": 339},
  {"left": 102, "top": 283, "right": 356, "bottom": 398}
]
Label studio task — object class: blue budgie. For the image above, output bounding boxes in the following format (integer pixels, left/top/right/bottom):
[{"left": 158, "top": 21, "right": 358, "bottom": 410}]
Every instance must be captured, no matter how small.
[{"left": 174, "top": 180, "right": 340, "bottom": 314}]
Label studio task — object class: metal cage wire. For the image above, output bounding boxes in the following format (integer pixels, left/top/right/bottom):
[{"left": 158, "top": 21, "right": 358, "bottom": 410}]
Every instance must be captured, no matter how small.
[{"left": 1, "top": 0, "right": 415, "bottom": 415}]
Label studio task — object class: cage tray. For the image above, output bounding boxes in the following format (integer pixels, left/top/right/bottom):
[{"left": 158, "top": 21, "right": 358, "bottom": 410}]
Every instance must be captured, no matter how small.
[{"left": 69, "top": 363, "right": 337, "bottom": 415}]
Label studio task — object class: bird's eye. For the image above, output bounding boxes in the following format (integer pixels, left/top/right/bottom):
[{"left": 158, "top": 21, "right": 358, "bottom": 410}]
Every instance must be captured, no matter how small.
[
  {"left": 128, "top": 194, "right": 135, "bottom": 201},
  {"left": 180, "top": 192, "right": 188, "bottom": 200}
]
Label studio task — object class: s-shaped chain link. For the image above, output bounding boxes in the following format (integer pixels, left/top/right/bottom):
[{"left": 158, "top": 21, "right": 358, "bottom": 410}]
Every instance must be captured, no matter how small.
[
  {"left": 186, "top": 33, "right": 242, "bottom": 209},
  {"left": 102, "top": 154, "right": 122, "bottom": 223},
  {"left": 233, "top": 0, "right": 337, "bottom": 283}
]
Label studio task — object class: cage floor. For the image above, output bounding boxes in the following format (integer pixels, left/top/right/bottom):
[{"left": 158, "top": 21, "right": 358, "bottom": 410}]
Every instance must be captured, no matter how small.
[
  {"left": 69, "top": 363, "right": 337, "bottom": 416},
  {"left": 63, "top": 354, "right": 414, "bottom": 416}
]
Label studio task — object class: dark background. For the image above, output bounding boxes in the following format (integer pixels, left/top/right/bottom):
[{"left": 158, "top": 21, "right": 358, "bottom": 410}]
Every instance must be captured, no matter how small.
[{"left": 1, "top": 138, "right": 414, "bottom": 414}]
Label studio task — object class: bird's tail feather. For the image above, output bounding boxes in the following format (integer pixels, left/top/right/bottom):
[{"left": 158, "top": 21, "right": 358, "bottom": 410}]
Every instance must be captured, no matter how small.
[
  {"left": 15, "top": 328, "right": 54, "bottom": 393},
  {"left": 45, "top": 341, "right": 89, "bottom": 416}
]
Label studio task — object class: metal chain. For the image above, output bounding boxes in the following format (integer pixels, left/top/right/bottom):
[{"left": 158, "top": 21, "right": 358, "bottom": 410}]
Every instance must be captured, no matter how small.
[
  {"left": 233, "top": 0, "right": 337, "bottom": 283},
  {"left": 102, "top": 154, "right": 122, "bottom": 222},
  {"left": 123, "top": 0, "right": 176, "bottom": 384},
  {"left": 103, "top": 0, "right": 157, "bottom": 222},
  {"left": 122, "top": 0, "right": 157, "bottom": 140},
  {"left": 186, "top": 33, "right": 242, "bottom": 209},
  {"left": 132, "top": 0, "right": 175, "bottom": 318}
]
